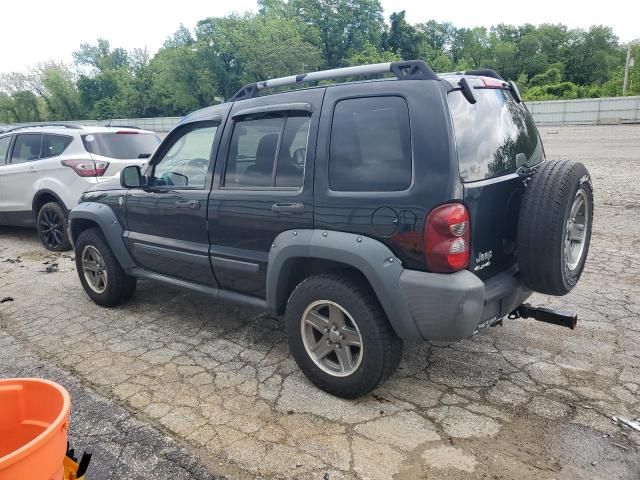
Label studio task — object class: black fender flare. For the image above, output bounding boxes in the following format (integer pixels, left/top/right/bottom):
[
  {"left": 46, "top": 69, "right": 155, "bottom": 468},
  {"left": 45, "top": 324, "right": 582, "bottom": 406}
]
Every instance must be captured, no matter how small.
[
  {"left": 266, "top": 229, "right": 422, "bottom": 341},
  {"left": 68, "top": 202, "right": 136, "bottom": 270}
]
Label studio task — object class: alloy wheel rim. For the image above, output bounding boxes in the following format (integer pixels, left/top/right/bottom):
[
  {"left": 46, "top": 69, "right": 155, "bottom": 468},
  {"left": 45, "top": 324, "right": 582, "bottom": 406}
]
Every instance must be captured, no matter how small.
[
  {"left": 300, "top": 300, "right": 363, "bottom": 377},
  {"left": 38, "top": 209, "right": 64, "bottom": 249},
  {"left": 564, "top": 188, "right": 589, "bottom": 272},
  {"left": 82, "top": 245, "right": 108, "bottom": 293}
]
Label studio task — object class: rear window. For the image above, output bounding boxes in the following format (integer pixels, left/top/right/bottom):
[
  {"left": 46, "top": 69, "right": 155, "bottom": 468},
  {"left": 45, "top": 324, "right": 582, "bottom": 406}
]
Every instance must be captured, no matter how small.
[
  {"left": 81, "top": 132, "right": 160, "bottom": 160},
  {"left": 449, "top": 88, "right": 542, "bottom": 182},
  {"left": 329, "top": 96, "right": 412, "bottom": 192}
]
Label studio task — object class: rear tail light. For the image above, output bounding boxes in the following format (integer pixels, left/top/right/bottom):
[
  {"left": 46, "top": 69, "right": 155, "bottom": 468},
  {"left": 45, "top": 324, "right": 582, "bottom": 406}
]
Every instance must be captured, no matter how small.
[
  {"left": 61, "top": 159, "right": 109, "bottom": 177},
  {"left": 424, "top": 203, "right": 470, "bottom": 272}
]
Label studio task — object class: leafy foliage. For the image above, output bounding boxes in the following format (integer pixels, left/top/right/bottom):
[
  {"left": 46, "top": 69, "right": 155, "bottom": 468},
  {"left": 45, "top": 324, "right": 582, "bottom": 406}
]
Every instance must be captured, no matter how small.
[{"left": 1, "top": 2, "right": 638, "bottom": 122}]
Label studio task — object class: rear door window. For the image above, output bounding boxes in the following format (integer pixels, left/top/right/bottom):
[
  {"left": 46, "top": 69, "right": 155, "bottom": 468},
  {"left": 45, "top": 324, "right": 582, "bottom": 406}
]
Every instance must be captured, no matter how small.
[
  {"left": 81, "top": 132, "right": 160, "bottom": 159},
  {"left": 329, "top": 96, "right": 412, "bottom": 192},
  {"left": 11, "top": 134, "right": 43, "bottom": 163},
  {"left": 224, "top": 114, "right": 310, "bottom": 189},
  {"left": 43, "top": 135, "right": 73, "bottom": 158},
  {"left": 0, "top": 136, "right": 11, "bottom": 165},
  {"left": 449, "top": 88, "right": 542, "bottom": 182}
]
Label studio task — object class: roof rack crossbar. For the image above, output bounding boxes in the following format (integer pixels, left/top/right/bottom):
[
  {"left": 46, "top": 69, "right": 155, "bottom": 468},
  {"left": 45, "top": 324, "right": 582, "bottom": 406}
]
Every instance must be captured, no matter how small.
[
  {"left": 229, "top": 60, "right": 439, "bottom": 101},
  {"left": 1, "top": 123, "right": 83, "bottom": 134}
]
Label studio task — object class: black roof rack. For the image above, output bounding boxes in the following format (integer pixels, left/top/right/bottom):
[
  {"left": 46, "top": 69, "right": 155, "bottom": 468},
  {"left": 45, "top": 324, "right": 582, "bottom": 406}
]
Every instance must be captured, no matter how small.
[
  {"left": 1, "top": 123, "right": 83, "bottom": 134},
  {"left": 229, "top": 59, "right": 439, "bottom": 101}
]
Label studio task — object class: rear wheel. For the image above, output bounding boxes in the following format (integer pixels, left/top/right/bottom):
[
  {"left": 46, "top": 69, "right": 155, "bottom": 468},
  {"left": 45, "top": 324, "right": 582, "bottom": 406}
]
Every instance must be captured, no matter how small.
[
  {"left": 37, "top": 202, "right": 71, "bottom": 251},
  {"left": 286, "top": 273, "right": 403, "bottom": 398},
  {"left": 518, "top": 160, "right": 593, "bottom": 295},
  {"left": 75, "top": 228, "right": 137, "bottom": 307}
]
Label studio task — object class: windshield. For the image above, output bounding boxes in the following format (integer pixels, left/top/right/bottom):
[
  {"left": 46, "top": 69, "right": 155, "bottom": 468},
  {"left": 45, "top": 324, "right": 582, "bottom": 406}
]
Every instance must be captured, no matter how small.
[
  {"left": 449, "top": 88, "right": 543, "bottom": 182},
  {"left": 81, "top": 132, "right": 160, "bottom": 160}
]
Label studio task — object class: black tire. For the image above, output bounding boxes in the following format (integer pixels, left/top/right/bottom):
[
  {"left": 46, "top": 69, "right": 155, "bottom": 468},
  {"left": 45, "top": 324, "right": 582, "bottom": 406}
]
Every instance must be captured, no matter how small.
[
  {"left": 74, "top": 228, "right": 137, "bottom": 307},
  {"left": 518, "top": 160, "right": 593, "bottom": 295},
  {"left": 285, "top": 273, "right": 403, "bottom": 399},
  {"left": 37, "top": 202, "right": 72, "bottom": 251}
]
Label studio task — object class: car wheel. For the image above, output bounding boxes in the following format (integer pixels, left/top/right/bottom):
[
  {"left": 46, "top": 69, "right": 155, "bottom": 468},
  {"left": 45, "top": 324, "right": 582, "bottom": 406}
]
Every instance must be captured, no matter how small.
[
  {"left": 285, "top": 273, "right": 403, "bottom": 398},
  {"left": 518, "top": 160, "right": 594, "bottom": 295},
  {"left": 74, "top": 228, "right": 137, "bottom": 307},
  {"left": 37, "top": 202, "right": 72, "bottom": 251}
]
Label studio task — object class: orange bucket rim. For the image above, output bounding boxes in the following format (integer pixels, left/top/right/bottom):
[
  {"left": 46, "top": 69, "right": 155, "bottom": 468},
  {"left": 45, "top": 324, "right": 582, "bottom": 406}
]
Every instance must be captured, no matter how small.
[{"left": 0, "top": 378, "right": 71, "bottom": 469}]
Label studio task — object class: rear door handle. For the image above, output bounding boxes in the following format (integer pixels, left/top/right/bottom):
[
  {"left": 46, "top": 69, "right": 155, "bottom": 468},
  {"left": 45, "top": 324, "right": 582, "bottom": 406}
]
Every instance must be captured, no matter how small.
[
  {"left": 272, "top": 202, "right": 305, "bottom": 214},
  {"left": 175, "top": 199, "right": 200, "bottom": 209}
]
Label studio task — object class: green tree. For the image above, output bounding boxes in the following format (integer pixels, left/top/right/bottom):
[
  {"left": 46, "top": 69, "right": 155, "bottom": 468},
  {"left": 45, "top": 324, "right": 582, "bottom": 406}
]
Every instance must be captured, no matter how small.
[{"left": 289, "top": 0, "right": 385, "bottom": 67}]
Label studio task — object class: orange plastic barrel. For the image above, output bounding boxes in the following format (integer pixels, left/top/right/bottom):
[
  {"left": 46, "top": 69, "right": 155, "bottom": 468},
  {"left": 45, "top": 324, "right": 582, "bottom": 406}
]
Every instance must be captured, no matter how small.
[{"left": 0, "top": 378, "right": 70, "bottom": 480}]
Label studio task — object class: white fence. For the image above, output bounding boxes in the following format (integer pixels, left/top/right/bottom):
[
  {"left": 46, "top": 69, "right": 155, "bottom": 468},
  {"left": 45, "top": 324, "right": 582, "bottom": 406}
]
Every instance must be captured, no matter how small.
[
  {"left": 6, "top": 96, "right": 640, "bottom": 132},
  {"left": 526, "top": 95, "right": 640, "bottom": 125}
]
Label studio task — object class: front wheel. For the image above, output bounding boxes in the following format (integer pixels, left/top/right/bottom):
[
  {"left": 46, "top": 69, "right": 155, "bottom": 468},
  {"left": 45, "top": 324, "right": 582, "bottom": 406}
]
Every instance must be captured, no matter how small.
[
  {"left": 37, "top": 202, "right": 72, "bottom": 251},
  {"left": 285, "top": 273, "right": 403, "bottom": 398},
  {"left": 74, "top": 228, "right": 137, "bottom": 307}
]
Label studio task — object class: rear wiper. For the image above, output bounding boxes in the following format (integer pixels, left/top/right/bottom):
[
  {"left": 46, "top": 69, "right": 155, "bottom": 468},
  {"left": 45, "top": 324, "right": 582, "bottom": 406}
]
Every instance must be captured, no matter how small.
[{"left": 138, "top": 153, "right": 151, "bottom": 159}]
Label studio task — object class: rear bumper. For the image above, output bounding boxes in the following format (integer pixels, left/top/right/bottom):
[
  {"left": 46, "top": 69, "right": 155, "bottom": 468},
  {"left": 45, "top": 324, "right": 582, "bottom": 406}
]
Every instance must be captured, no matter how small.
[{"left": 398, "top": 265, "right": 531, "bottom": 342}]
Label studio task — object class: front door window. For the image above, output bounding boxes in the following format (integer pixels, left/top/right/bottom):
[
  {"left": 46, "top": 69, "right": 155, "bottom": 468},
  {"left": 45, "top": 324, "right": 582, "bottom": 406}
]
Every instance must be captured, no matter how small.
[{"left": 151, "top": 125, "right": 217, "bottom": 189}]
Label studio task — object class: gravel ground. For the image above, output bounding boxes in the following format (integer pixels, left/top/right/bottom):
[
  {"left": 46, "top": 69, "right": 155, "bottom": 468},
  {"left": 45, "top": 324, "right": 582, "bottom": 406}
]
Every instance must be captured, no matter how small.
[{"left": 1, "top": 124, "right": 639, "bottom": 479}]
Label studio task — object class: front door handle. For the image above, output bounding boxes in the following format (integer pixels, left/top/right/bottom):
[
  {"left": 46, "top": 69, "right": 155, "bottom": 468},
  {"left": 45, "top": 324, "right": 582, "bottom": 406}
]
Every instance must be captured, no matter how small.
[
  {"left": 175, "top": 199, "right": 200, "bottom": 209},
  {"left": 272, "top": 202, "right": 305, "bottom": 214}
]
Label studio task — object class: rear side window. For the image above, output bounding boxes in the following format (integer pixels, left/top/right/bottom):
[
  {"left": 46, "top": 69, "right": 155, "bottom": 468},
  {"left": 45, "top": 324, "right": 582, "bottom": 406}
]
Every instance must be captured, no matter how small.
[
  {"left": 449, "top": 88, "right": 542, "bottom": 182},
  {"left": 224, "top": 114, "right": 310, "bottom": 189},
  {"left": 0, "top": 136, "right": 10, "bottom": 165},
  {"left": 329, "top": 96, "right": 412, "bottom": 192},
  {"left": 43, "top": 135, "right": 72, "bottom": 158},
  {"left": 11, "top": 134, "right": 43, "bottom": 163},
  {"left": 81, "top": 132, "right": 160, "bottom": 159}
]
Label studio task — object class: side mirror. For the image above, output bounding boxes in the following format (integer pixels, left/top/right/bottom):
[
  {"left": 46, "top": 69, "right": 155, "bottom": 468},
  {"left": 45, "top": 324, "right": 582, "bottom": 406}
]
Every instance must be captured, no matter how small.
[
  {"left": 121, "top": 165, "right": 142, "bottom": 188},
  {"left": 516, "top": 153, "right": 528, "bottom": 168}
]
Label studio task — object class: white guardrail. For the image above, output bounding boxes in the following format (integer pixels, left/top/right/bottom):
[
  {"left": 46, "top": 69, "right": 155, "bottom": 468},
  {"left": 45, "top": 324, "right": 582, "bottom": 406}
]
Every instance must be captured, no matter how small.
[{"left": 8, "top": 96, "right": 640, "bottom": 132}]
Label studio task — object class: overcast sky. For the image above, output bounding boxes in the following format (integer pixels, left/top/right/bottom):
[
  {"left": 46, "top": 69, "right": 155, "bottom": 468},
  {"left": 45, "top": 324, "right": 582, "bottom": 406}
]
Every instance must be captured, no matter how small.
[{"left": 1, "top": 0, "right": 636, "bottom": 74}]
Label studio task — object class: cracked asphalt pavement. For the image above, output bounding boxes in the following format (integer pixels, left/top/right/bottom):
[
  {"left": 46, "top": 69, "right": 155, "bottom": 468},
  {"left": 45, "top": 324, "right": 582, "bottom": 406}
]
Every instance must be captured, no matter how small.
[{"left": 1, "top": 125, "right": 639, "bottom": 479}]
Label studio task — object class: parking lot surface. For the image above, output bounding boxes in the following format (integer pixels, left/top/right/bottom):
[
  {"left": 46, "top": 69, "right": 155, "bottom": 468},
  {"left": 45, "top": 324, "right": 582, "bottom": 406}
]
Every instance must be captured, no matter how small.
[{"left": 1, "top": 125, "right": 639, "bottom": 479}]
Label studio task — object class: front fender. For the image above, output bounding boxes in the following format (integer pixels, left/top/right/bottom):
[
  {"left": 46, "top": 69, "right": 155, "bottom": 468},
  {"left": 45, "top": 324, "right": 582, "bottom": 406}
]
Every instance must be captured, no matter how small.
[
  {"left": 68, "top": 202, "right": 136, "bottom": 270},
  {"left": 266, "top": 229, "right": 423, "bottom": 341}
]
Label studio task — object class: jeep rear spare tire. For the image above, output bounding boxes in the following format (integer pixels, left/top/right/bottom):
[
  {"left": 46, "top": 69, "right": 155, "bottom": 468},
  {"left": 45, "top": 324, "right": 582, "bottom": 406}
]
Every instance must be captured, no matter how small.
[{"left": 518, "top": 160, "right": 593, "bottom": 295}]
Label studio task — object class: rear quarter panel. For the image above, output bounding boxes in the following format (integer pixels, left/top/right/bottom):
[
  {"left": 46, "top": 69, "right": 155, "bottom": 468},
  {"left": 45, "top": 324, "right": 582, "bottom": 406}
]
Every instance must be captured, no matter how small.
[{"left": 313, "top": 80, "right": 461, "bottom": 270}]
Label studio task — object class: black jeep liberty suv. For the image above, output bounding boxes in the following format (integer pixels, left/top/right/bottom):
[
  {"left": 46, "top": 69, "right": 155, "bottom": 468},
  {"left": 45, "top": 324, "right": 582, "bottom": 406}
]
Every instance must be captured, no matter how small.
[{"left": 69, "top": 61, "right": 593, "bottom": 398}]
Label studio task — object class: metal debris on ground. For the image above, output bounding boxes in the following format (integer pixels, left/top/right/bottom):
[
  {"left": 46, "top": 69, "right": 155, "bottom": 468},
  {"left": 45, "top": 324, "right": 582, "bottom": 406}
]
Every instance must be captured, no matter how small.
[
  {"left": 611, "top": 443, "right": 630, "bottom": 451},
  {"left": 0, "top": 296, "right": 13, "bottom": 303},
  {"left": 42, "top": 262, "right": 59, "bottom": 273},
  {"left": 612, "top": 416, "right": 640, "bottom": 432},
  {"left": 2, "top": 257, "right": 21, "bottom": 263}
]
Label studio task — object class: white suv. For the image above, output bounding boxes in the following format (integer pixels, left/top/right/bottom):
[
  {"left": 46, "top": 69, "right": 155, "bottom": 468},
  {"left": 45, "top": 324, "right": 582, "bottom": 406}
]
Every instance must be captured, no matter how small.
[{"left": 0, "top": 124, "right": 160, "bottom": 251}]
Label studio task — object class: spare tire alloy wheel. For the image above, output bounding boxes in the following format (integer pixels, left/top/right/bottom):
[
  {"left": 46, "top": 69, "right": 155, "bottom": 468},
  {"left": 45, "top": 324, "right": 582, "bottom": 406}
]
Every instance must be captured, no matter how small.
[
  {"left": 564, "top": 188, "right": 589, "bottom": 273},
  {"left": 81, "top": 245, "right": 108, "bottom": 294},
  {"left": 301, "top": 300, "right": 363, "bottom": 377}
]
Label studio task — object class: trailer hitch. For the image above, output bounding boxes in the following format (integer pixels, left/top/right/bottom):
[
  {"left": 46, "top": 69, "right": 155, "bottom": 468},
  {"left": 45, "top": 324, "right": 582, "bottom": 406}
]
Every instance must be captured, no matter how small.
[{"left": 508, "top": 303, "right": 577, "bottom": 330}]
